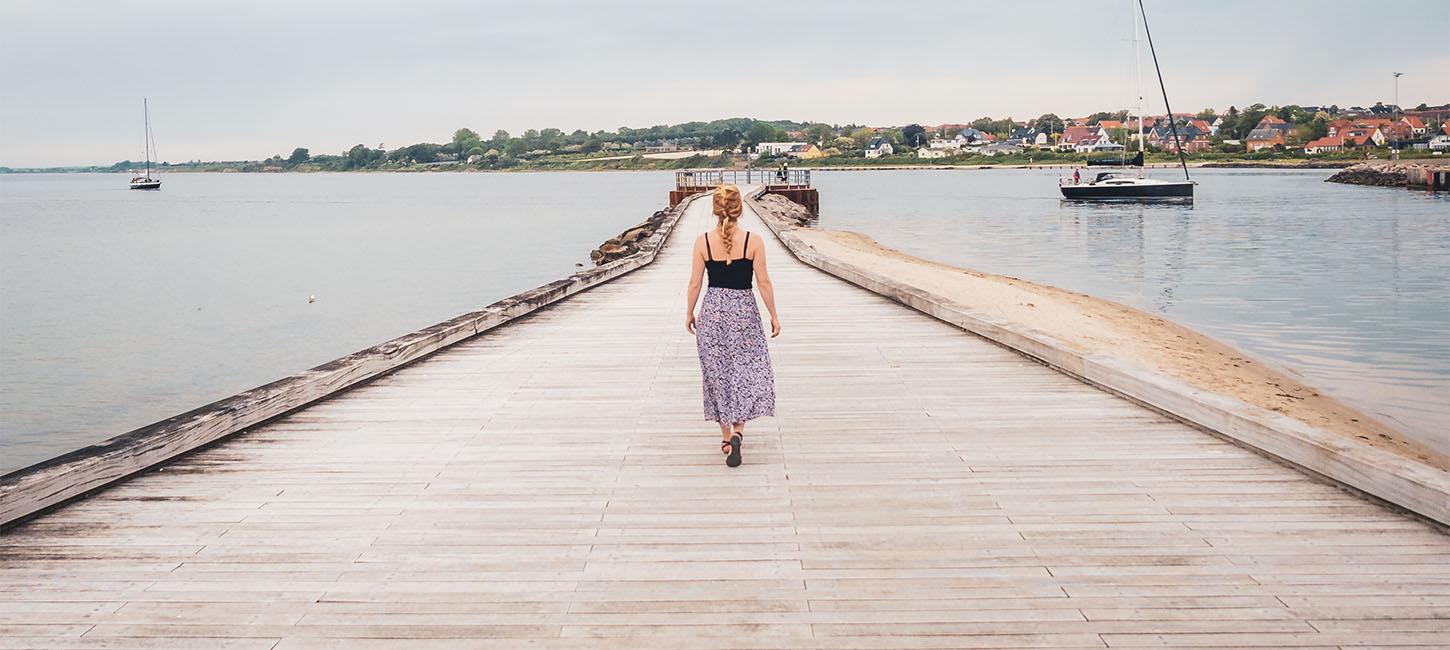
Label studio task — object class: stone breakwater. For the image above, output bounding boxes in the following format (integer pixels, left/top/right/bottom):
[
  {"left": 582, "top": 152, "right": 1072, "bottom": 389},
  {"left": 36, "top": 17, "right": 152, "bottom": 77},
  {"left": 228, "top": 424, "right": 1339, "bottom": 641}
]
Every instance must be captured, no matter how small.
[
  {"left": 754, "top": 192, "right": 816, "bottom": 227},
  {"left": 1327, "top": 161, "right": 1448, "bottom": 187},
  {"left": 590, "top": 208, "right": 672, "bottom": 265}
]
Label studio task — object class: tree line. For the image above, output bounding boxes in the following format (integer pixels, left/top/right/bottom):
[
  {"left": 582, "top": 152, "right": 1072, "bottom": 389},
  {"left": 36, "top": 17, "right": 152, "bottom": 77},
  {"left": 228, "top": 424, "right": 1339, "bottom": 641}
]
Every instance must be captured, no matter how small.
[
  {"left": 100, "top": 102, "right": 1423, "bottom": 173},
  {"left": 258, "top": 118, "right": 820, "bottom": 171}
]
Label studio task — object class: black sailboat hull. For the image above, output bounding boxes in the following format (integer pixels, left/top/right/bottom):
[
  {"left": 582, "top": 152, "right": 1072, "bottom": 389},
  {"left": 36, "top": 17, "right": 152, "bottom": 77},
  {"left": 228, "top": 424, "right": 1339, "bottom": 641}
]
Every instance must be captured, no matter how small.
[
  {"left": 1060, "top": 181, "right": 1193, "bottom": 200},
  {"left": 129, "top": 180, "right": 161, "bottom": 190}
]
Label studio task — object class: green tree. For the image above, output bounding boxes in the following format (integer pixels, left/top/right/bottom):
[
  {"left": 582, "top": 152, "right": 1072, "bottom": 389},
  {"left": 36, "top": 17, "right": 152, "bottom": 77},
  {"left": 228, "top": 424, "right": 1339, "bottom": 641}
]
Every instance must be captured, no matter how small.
[
  {"left": 849, "top": 127, "right": 875, "bottom": 149},
  {"left": 901, "top": 124, "right": 927, "bottom": 147},
  {"left": 1083, "top": 111, "right": 1128, "bottom": 125},
  {"left": 539, "top": 128, "right": 564, "bottom": 150},
  {"left": 745, "top": 122, "right": 780, "bottom": 148},
  {"left": 287, "top": 148, "right": 310, "bottom": 165},
  {"left": 710, "top": 128, "right": 742, "bottom": 150},
  {"left": 504, "top": 138, "right": 527, "bottom": 157},
  {"left": 345, "top": 144, "right": 378, "bottom": 169},
  {"left": 1306, "top": 115, "right": 1329, "bottom": 140},
  {"left": 452, "top": 128, "right": 482, "bottom": 155},
  {"left": 1228, "top": 103, "right": 1270, "bottom": 139},
  {"left": 1031, "top": 113, "right": 1064, "bottom": 134},
  {"left": 804, "top": 123, "right": 834, "bottom": 144}
]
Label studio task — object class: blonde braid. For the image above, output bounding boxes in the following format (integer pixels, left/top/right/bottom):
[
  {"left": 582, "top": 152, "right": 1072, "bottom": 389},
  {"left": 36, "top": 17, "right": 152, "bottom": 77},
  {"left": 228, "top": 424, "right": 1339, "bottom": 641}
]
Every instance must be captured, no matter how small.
[{"left": 712, "top": 184, "right": 743, "bottom": 265}]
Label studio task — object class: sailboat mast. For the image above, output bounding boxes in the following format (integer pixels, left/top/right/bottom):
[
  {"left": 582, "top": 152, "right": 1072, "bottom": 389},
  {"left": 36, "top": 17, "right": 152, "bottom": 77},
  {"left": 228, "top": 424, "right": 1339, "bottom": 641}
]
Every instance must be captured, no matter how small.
[
  {"left": 1137, "top": 0, "right": 1190, "bottom": 181},
  {"left": 1133, "top": 1, "right": 1144, "bottom": 177},
  {"left": 143, "top": 98, "right": 151, "bottom": 178}
]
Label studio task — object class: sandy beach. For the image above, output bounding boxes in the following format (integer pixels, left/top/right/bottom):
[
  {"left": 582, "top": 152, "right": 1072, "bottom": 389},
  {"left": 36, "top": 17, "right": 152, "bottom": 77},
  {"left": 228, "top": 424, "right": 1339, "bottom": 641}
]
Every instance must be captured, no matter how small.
[{"left": 757, "top": 195, "right": 1448, "bottom": 472}]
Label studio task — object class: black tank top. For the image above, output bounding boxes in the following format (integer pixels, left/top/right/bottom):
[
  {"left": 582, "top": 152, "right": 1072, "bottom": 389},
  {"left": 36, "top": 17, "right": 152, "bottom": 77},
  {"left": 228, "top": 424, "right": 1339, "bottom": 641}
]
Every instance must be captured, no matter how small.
[{"left": 704, "top": 232, "right": 754, "bottom": 290}]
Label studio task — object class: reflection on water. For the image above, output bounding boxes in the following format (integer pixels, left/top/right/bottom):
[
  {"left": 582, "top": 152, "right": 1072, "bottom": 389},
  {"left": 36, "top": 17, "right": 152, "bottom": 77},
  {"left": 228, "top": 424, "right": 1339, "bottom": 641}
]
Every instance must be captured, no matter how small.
[{"left": 812, "top": 168, "right": 1450, "bottom": 454}]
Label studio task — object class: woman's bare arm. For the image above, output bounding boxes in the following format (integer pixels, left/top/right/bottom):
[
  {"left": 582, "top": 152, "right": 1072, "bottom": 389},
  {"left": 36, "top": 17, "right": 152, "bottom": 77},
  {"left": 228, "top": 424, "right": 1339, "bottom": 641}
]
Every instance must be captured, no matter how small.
[
  {"left": 685, "top": 234, "right": 706, "bottom": 334},
  {"left": 751, "top": 235, "right": 781, "bottom": 337}
]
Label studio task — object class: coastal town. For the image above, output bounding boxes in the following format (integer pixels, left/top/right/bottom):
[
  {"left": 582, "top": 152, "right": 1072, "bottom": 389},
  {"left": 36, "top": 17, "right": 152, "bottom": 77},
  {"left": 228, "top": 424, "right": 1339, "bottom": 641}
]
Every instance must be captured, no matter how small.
[
  {"left": 749, "top": 102, "right": 1450, "bottom": 163},
  {"left": 14, "top": 102, "right": 1449, "bottom": 175}
]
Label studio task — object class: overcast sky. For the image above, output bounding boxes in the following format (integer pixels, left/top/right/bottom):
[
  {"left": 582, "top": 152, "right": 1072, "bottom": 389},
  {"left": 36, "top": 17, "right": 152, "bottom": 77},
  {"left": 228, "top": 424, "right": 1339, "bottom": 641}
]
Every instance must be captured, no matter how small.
[{"left": 2, "top": 0, "right": 1446, "bottom": 167}]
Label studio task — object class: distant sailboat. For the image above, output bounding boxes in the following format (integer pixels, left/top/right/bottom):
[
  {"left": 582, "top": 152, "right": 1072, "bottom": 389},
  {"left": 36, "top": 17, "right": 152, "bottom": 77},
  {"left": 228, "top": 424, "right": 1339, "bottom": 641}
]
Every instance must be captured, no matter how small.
[
  {"left": 1061, "top": 0, "right": 1193, "bottom": 201},
  {"left": 129, "top": 98, "right": 161, "bottom": 190}
]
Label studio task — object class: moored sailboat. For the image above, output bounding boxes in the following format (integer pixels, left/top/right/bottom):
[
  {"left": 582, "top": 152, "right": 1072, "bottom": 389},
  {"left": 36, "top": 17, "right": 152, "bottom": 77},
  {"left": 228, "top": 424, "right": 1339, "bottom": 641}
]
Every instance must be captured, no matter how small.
[
  {"left": 129, "top": 98, "right": 161, "bottom": 190},
  {"left": 1061, "top": 0, "right": 1193, "bottom": 201}
]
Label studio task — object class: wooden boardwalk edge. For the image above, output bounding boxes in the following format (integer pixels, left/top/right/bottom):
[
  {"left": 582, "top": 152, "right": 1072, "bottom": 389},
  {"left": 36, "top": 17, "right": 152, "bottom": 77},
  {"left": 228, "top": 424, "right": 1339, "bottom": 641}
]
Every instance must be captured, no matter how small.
[
  {"left": 0, "top": 193, "right": 706, "bottom": 529},
  {"left": 746, "top": 188, "right": 1450, "bottom": 527}
]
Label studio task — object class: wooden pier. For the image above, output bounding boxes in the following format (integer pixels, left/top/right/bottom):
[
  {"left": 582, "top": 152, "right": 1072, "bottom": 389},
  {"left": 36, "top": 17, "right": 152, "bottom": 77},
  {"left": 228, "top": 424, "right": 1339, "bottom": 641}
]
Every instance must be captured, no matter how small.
[
  {"left": 2, "top": 195, "right": 1448, "bottom": 648},
  {"left": 673, "top": 170, "right": 819, "bottom": 215}
]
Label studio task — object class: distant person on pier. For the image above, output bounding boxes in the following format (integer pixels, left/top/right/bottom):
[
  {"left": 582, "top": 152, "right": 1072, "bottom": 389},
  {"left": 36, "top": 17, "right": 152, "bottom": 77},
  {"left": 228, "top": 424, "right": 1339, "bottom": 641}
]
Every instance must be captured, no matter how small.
[
  {"left": 778, "top": 162, "right": 788, "bottom": 182},
  {"left": 685, "top": 184, "right": 780, "bottom": 467}
]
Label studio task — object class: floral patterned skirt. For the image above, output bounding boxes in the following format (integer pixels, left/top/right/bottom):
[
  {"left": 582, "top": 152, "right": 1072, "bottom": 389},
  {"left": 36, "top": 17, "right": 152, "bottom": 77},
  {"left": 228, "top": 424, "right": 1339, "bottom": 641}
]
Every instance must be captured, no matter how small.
[{"left": 696, "top": 287, "right": 776, "bottom": 424}]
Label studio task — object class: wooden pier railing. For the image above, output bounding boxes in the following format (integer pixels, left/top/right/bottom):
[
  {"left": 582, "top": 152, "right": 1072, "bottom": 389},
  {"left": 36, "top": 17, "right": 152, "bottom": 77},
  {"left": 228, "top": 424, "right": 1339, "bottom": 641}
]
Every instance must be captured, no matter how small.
[{"left": 671, "top": 168, "right": 819, "bottom": 215}]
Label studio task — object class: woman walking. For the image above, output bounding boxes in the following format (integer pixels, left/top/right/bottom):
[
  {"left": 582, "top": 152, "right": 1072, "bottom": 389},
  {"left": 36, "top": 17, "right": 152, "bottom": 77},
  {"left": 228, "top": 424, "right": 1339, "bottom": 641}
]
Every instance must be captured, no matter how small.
[{"left": 685, "top": 184, "right": 781, "bottom": 467}]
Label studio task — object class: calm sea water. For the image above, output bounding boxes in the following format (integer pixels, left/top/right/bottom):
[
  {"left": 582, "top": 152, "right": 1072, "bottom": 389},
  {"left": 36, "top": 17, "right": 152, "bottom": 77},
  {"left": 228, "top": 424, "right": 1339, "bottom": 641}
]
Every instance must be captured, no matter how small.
[
  {"left": 0, "top": 171, "right": 673, "bottom": 473},
  {"left": 2, "top": 169, "right": 1447, "bottom": 473},
  {"left": 811, "top": 168, "right": 1450, "bottom": 454}
]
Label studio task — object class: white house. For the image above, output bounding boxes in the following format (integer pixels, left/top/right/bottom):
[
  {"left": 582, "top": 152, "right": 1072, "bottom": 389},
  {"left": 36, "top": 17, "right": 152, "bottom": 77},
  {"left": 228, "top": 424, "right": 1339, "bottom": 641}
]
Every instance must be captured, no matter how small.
[
  {"left": 954, "top": 128, "right": 992, "bottom": 147},
  {"left": 865, "top": 137, "right": 894, "bottom": 158},
  {"left": 1429, "top": 134, "right": 1450, "bottom": 151},
  {"left": 979, "top": 143, "right": 1024, "bottom": 157},
  {"left": 757, "top": 142, "right": 807, "bottom": 156},
  {"left": 927, "top": 138, "right": 962, "bottom": 151},
  {"left": 1070, "top": 131, "right": 1123, "bottom": 153},
  {"left": 916, "top": 147, "right": 949, "bottom": 159}
]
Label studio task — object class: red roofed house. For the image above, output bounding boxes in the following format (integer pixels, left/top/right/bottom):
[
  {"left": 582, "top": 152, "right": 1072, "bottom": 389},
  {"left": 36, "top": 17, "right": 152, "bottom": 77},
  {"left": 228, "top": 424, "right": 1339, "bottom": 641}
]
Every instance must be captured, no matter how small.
[
  {"left": 1400, "top": 116, "right": 1427, "bottom": 137},
  {"left": 1245, "top": 128, "right": 1287, "bottom": 152},
  {"left": 1304, "top": 135, "right": 1344, "bottom": 154},
  {"left": 1328, "top": 120, "right": 1391, "bottom": 147},
  {"left": 1343, "top": 127, "right": 1385, "bottom": 147},
  {"left": 1380, "top": 122, "right": 1414, "bottom": 143},
  {"left": 1056, "top": 125, "right": 1104, "bottom": 151},
  {"left": 1098, "top": 120, "right": 1124, "bottom": 130}
]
